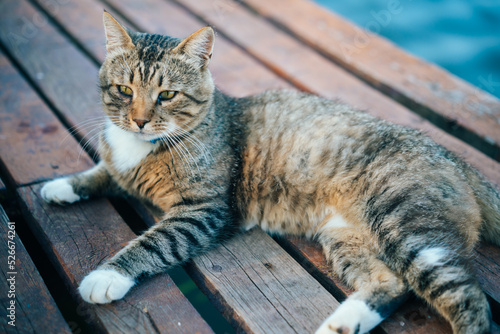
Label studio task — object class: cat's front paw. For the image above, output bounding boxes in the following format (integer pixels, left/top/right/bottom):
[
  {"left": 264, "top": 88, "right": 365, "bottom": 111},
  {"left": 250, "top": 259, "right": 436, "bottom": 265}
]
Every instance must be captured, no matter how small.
[
  {"left": 78, "top": 269, "right": 135, "bottom": 304},
  {"left": 41, "top": 178, "right": 80, "bottom": 205},
  {"left": 315, "top": 299, "right": 382, "bottom": 334}
]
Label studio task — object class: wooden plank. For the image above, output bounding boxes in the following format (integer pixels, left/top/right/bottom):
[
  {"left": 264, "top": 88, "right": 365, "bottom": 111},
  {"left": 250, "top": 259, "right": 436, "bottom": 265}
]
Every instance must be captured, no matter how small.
[
  {"left": 243, "top": 0, "right": 500, "bottom": 160},
  {"left": 473, "top": 243, "right": 500, "bottom": 307},
  {"left": 0, "top": 0, "right": 104, "bottom": 138},
  {"left": 185, "top": 227, "right": 340, "bottom": 333},
  {"left": 0, "top": 205, "right": 72, "bottom": 333},
  {"left": 172, "top": 0, "right": 500, "bottom": 188},
  {"left": 0, "top": 51, "right": 93, "bottom": 186},
  {"left": 32, "top": 0, "right": 290, "bottom": 98},
  {"left": 18, "top": 184, "right": 213, "bottom": 334}
]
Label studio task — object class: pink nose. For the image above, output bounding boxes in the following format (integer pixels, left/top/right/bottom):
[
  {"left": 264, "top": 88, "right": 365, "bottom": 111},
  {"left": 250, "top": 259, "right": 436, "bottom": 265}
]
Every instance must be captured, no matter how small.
[{"left": 133, "top": 119, "right": 150, "bottom": 129}]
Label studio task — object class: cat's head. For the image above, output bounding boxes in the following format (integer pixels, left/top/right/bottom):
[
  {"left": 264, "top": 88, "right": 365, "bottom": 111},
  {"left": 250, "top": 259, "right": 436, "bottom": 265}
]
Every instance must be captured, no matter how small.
[{"left": 99, "top": 11, "right": 215, "bottom": 143}]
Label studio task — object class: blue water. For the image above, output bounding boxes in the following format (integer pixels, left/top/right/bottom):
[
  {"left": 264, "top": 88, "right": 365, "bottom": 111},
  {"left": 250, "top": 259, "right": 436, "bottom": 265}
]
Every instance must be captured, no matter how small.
[{"left": 315, "top": 0, "right": 500, "bottom": 99}]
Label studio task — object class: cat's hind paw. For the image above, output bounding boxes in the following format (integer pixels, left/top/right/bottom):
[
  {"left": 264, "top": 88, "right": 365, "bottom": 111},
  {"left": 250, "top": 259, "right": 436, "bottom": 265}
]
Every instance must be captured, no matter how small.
[
  {"left": 315, "top": 299, "right": 383, "bottom": 334},
  {"left": 78, "top": 269, "right": 135, "bottom": 304},
  {"left": 41, "top": 178, "right": 80, "bottom": 205}
]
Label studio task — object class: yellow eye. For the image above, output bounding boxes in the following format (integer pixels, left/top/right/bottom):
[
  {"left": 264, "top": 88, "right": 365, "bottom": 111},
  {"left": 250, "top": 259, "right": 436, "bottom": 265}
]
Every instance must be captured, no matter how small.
[
  {"left": 158, "top": 90, "right": 177, "bottom": 102},
  {"left": 118, "top": 85, "right": 133, "bottom": 97}
]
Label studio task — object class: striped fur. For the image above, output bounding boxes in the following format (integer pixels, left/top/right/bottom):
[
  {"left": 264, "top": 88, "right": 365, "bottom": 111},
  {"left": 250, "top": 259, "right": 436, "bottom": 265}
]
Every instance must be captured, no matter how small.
[{"left": 41, "top": 13, "right": 499, "bottom": 334}]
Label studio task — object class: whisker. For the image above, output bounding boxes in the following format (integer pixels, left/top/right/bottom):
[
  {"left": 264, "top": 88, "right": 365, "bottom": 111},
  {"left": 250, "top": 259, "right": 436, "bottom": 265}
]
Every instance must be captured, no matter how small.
[
  {"left": 59, "top": 117, "right": 108, "bottom": 145},
  {"left": 161, "top": 134, "right": 194, "bottom": 177}
]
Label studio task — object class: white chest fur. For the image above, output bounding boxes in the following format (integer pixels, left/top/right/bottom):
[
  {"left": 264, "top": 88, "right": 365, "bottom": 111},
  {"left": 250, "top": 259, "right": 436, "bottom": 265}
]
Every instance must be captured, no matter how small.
[{"left": 105, "top": 122, "right": 157, "bottom": 173}]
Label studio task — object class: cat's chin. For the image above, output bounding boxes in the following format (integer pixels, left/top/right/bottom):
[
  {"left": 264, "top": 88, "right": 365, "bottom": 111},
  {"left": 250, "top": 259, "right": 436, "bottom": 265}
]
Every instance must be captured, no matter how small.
[{"left": 131, "top": 131, "right": 160, "bottom": 144}]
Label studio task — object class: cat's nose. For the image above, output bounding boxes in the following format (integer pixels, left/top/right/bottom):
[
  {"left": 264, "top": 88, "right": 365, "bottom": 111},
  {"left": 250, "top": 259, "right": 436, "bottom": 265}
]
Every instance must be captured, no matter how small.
[{"left": 133, "top": 119, "right": 150, "bottom": 129}]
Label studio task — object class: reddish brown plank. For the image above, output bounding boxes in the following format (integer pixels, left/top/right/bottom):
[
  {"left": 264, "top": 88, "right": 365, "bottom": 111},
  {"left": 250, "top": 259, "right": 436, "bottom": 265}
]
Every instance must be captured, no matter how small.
[
  {"left": 173, "top": 0, "right": 500, "bottom": 188},
  {"left": 0, "top": 205, "right": 72, "bottom": 333},
  {"left": 186, "top": 227, "right": 341, "bottom": 333},
  {"left": 243, "top": 0, "right": 500, "bottom": 160},
  {"left": 0, "top": 0, "right": 104, "bottom": 139},
  {"left": 0, "top": 51, "right": 93, "bottom": 186},
  {"left": 18, "top": 184, "right": 213, "bottom": 334},
  {"left": 473, "top": 243, "right": 500, "bottom": 306}
]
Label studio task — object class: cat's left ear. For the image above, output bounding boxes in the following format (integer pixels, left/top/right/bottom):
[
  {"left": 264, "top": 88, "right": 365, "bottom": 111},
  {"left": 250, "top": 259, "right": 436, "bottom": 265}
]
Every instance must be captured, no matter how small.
[{"left": 173, "top": 26, "right": 214, "bottom": 68}]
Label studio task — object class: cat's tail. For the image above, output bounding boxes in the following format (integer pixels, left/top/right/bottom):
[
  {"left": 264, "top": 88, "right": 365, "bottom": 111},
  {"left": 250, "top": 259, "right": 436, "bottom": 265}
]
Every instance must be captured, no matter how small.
[{"left": 463, "top": 163, "right": 500, "bottom": 246}]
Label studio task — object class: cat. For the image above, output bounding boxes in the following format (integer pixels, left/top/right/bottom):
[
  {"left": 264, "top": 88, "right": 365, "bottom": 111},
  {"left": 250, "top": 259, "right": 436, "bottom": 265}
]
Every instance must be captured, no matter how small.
[{"left": 40, "top": 11, "right": 500, "bottom": 334}]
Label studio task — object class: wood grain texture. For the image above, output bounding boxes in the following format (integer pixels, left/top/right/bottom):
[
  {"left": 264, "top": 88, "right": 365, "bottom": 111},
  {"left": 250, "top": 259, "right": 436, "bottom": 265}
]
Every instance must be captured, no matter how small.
[
  {"left": 173, "top": 0, "right": 500, "bottom": 188},
  {"left": 17, "top": 184, "right": 213, "bottom": 334},
  {"left": 473, "top": 243, "right": 500, "bottom": 308},
  {"left": 243, "top": 0, "right": 500, "bottom": 160},
  {"left": 0, "top": 0, "right": 103, "bottom": 140},
  {"left": 0, "top": 51, "right": 93, "bottom": 185},
  {"left": 185, "top": 227, "right": 340, "bottom": 334},
  {"left": 0, "top": 205, "right": 72, "bottom": 333}
]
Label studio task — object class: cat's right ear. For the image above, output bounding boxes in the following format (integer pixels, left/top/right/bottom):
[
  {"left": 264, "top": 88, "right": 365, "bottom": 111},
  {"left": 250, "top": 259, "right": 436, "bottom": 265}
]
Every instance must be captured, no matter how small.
[{"left": 102, "top": 10, "right": 134, "bottom": 53}]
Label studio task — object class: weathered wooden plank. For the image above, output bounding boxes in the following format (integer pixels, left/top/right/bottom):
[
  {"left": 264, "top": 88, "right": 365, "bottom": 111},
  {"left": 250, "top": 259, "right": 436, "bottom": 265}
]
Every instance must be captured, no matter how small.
[
  {"left": 173, "top": 0, "right": 500, "bottom": 188},
  {"left": 32, "top": 0, "right": 290, "bottom": 97},
  {"left": 183, "top": 227, "right": 340, "bottom": 333},
  {"left": 0, "top": 0, "right": 104, "bottom": 138},
  {"left": 0, "top": 205, "right": 72, "bottom": 333},
  {"left": 18, "top": 184, "right": 214, "bottom": 334},
  {"left": 243, "top": 0, "right": 500, "bottom": 160},
  {"left": 473, "top": 243, "right": 500, "bottom": 307},
  {"left": 0, "top": 50, "right": 93, "bottom": 186}
]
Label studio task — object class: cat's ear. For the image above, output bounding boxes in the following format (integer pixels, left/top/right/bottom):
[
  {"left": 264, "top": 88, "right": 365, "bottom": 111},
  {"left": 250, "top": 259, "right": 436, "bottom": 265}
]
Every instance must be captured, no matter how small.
[
  {"left": 102, "top": 10, "right": 134, "bottom": 53},
  {"left": 173, "top": 26, "right": 214, "bottom": 68}
]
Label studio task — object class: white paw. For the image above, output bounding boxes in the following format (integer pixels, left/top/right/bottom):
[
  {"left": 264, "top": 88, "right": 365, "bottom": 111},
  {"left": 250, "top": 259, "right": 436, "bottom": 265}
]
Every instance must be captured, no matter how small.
[
  {"left": 315, "top": 299, "right": 383, "bottom": 334},
  {"left": 78, "top": 269, "right": 135, "bottom": 304},
  {"left": 41, "top": 178, "right": 80, "bottom": 205}
]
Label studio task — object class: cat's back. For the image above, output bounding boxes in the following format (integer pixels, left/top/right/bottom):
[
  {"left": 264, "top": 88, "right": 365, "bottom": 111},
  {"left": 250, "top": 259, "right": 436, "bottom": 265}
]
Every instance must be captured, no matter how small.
[{"left": 235, "top": 90, "right": 481, "bottom": 241}]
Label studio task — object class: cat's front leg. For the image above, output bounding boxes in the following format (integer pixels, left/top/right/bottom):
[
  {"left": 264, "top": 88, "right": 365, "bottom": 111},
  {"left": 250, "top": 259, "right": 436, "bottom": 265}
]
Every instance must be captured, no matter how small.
[
  {"left": 41, "top": 161, "right": 118, "bottom": 205},
  {"left": 79, "top": 203, "right": 233, "bottom": 303}
]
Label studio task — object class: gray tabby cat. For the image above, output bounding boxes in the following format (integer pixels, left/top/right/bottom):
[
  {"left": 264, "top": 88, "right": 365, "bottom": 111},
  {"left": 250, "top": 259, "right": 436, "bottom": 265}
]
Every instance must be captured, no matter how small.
[{"left": 41, "top": 11, "right": 500, "bottom": 334}]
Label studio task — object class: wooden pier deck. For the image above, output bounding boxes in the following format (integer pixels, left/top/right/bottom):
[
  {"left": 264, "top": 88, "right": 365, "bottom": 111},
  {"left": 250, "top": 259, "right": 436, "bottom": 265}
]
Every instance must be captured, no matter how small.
[{"left": 0, "top": 0, "right": 499, "bottom": 333}]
